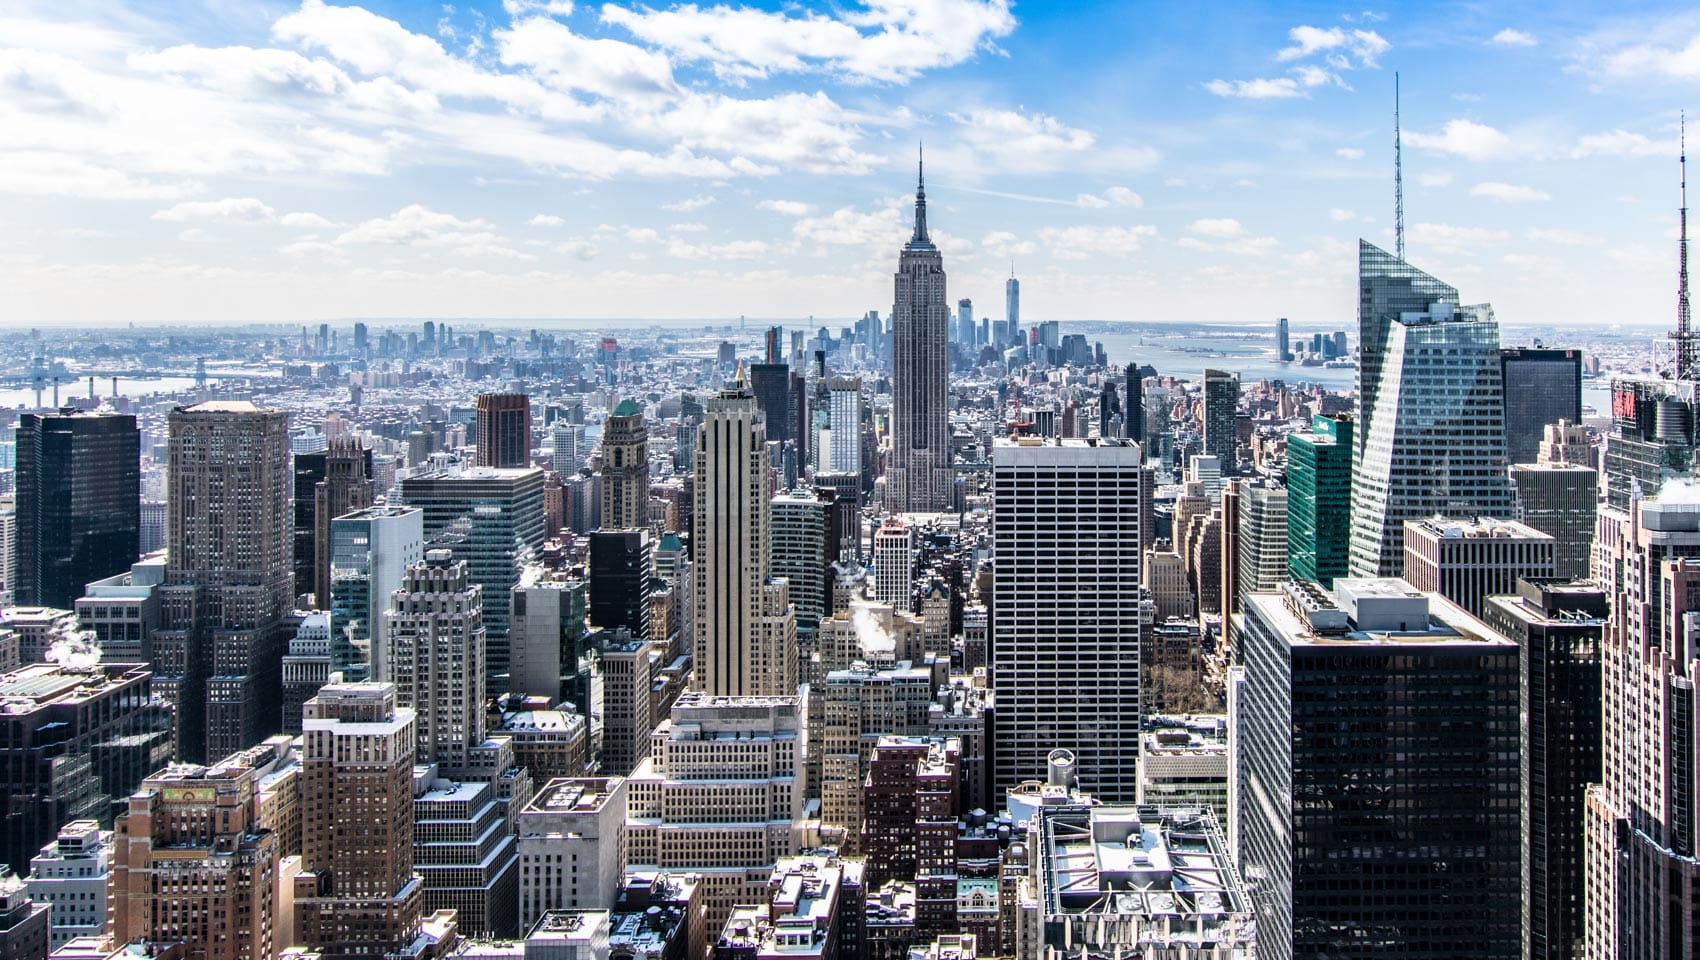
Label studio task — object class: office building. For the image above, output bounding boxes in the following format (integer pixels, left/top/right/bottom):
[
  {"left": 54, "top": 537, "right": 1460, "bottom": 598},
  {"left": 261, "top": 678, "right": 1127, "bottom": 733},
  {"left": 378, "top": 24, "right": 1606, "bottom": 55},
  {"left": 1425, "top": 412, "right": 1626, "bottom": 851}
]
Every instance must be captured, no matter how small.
[
  {"left": 108, "top": 754, "right": 282, "bottom": 960},
  {"left": 281, "top": 612, "right": 333, "bottom": 734},
  {"left": 872, "top": 517, "right": 914, "bottom": 608},
  {"left": 819, "top": 662, "right": 940, "bottom": 848},
  {"left": 294, "top": 682, "right": 424, "bottom": 960},
  {"left": 1483, "top": 579, "right": 1605, "bottom": 960},
  {"left": 1276, "top": 316, "right": 1292, "bottom": 361},
  {"left": 553, "top": 421, "right": 587, "bottom": 475},
  {"left": 1502, "top": 347, "right": 1583, "bottom": 466},
  {"left": 310, "top": 439, "right": 373, "bottom": 608},
  {"left": 692, "top": 371, "right": 796, "bottom": 698},
  {"left": 823, "top": 378, "right": 863, "bottom": 479},
  {"left": 1237, "top": 481, "right": 1288, "bottom": 595},
  {"left": 24, "top": 821, "right": 110, "bottom": 950},
  {"left": 625, "top": 693, "right": 803, "bottom": 932},
  {"left": 1401, "top": 516, "right": 1556, "bottom": 619},
  {"left": 713, "top": 855, "right": 862, "bottom": 960},
  {"left": 769, "top": 490, "right": 835, "bottom": 642},
  {"left": 1236, "top": 579, "right": 1520, "bottom": 959},
  {"left": 399, "top": 467, "right": 546, "bottom": 696},
  {"left": 1586, "top": 478, "right": 1700, "bottom": 960},
  {"left": 1005, "top": 270, "right": 1020, "bottom": 345},
  {"left": 888, "top": 158, "right": 953, "bottom": 514},
  {"left": 1286, "top": 414, "right": 1352, "bottom": 587},
  {"left": 601, "top": 400, "right": 650, "bottom": 530},
  {"left": 509, "top": 566, "right": 592, "bottom": 711},
  {"left": 1348, "top": 299, "right": 1515, "bottom": 577},
  {"left": 0, "top": 661, "right": 170, "bottom": 875},
  {"left": 14, "top": 411, "right": 139, "bottom": 609},
  {"left": 0, "top": 868, "right": 47, "bottom": 960},
  {"left": 162, "top": 401, "right": 293, "bottom": 763},
  {"left": 1123, "top": 365, "right": 1144, "bottom": 443},
  {"left": 477, "top": 393, "right": 532, "bottom": 469},
  {"left": 1201, "top": 369, "right": 1239, "bottom": 476},
  {"left": 75, "top": 553, "right": 164, "bottom": 664},
  {"left": 1538, "top": 418, "right": 1594, "bottom": 469},
  {"left": 600, "top": 631, "right": 655, "bottom": 777},
  {"left": 1022, "top": 802, "right": 1253, "bottom": 960},
  {"left": 385, "top": 552, "right": 487, "bottom": 771},
  {"left": 1511, "top": 462, "right": 1598, "bottom": 579},
  {"left": 329, "top": 506, "right": 424, "bottom": 682},
  {"left": 1136, "top": 715, "right": 1230, "bottom": 827},
  {"left": 749, "top": 363, "right": 794, "bottom": 446},
  {"left": 1356, "top": 240, "right": 1461, "bottom": 472},
  {"left": 589, "top": 530, "right": 651, "bottom": 639},
  {"left": 517, "top": 777, "right": 627, "bottom": 929},
  {"left": 991, "top": 438, "right": 1145, "bottom": 801}
]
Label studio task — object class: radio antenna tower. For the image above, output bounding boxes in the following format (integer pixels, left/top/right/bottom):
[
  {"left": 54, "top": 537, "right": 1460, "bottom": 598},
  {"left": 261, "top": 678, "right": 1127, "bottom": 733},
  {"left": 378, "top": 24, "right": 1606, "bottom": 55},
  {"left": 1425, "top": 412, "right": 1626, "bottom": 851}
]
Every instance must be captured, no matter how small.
[
  {"left": 1394, "top": 72, "right": 1406, "bottom": 262},
  {"left": 1676, "top": 112, "right": 1695, "bottom": 379}
]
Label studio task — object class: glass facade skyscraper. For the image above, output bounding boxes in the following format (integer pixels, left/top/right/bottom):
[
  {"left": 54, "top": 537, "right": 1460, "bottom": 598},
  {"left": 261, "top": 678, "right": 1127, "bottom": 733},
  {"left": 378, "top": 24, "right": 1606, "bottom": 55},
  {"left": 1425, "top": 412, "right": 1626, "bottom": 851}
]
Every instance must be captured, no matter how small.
[
  {"left": 1356, "top": 240, "right": 1460, "bottom": 463},
  {"left": 1287, "top": 414, "right": 1353, "bottom": 587},
  {"left": 14, "top": 410, "right": 140, "bottom": 609},
  {"left": 1501, "top": 347, "right": 1582, "bottom": 466}
]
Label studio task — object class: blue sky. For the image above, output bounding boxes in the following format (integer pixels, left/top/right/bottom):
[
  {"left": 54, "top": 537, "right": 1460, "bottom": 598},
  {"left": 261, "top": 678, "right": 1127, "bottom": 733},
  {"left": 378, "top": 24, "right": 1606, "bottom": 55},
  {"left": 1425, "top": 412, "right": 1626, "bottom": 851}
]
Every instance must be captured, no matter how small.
[{"left": 0, "top": 0, "right": 1694, "bottom": 328}]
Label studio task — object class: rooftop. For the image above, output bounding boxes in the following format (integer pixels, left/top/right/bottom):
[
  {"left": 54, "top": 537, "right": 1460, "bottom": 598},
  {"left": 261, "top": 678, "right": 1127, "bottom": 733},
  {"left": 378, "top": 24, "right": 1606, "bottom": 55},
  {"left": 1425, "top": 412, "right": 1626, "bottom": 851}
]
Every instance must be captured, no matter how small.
[
  {"left": 524, "top": 777, "right": 622, "bottom": 814},
  {"left": 1406, "top": 515, "right": 1552, "bottom": 541},
  {"left": 1254, "top": 578, "right": 1513, "bottom": 647}
]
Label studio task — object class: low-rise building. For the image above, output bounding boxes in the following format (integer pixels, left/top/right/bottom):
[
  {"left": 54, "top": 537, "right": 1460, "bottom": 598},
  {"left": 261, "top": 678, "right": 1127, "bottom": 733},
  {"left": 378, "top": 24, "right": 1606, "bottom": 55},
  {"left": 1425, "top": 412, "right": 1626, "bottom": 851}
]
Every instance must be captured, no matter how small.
[{"left": 23, "top": 822, "right": 110, "bottom": 951}]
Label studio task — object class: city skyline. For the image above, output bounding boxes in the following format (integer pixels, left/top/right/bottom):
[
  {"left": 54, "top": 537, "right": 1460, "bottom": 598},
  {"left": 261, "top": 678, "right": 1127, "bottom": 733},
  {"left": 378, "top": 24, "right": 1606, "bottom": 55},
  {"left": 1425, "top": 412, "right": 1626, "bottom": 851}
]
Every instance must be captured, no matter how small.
[{"left": 0, "top": 1, "right": 1694, "bottom": 328}]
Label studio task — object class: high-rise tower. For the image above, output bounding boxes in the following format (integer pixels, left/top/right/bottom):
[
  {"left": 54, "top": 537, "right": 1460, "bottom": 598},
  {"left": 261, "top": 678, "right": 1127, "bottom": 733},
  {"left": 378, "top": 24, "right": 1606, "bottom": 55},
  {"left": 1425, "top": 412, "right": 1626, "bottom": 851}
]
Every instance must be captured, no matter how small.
[
  {"left": 1201, "top": 369, "right": 1239, "bottom": 476},
  {"left": 14, "top": 410, "right": 139, "bottom": 609},
  {"left": 476, "top": 393, "right": 531, "bottom": 469},
  {"left": 312, "top": 438, "right": 373, "bottom": 608},
  {"left": 888, "top": 152, "right": 952, "bottom": 513},
  {"left": 600, "top": 400, "right": 649, "bottom": 530},
  {"left": 1005, "top": 266, "right": 1020, "bottom": 347},
  {"left": 384, "top": 552, "right": 486, "bottom": 770},
  {"left": 692, "top": 368, "right": 796, "bottom": 697}
]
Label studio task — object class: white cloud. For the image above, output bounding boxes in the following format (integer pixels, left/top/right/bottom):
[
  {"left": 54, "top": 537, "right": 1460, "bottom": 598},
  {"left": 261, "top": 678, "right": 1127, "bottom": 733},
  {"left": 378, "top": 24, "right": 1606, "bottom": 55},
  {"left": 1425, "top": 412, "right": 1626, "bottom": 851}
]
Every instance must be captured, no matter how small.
[
  {"left": 947, "top": 108, "right": 1099, "bottom": 174},
  {"left": 553, "top": 239, "right": 599, "bottom": 259},
  {"left": 759, "top": 200, "right": 814, "bottom": 216},
  {"left": 1419, "top": 172, "right": 1454, "bottom": 187},
  {"left": 1277, "top": 26, "right": 1390, "bottom": 66},
  {"left": 667, "top": 222, "right": 706, "bottom": 232},
  {"left": 598, "top": 0, "right": 1017, "bottom": 84},
  {"left": 1336, "top": 147, "right": 1364, "bottom": 160},
  {"left": 335, "top": 204, "right": 532, "bottom": 259},
  {"left": 1075, "top": 186, "right": 1143, "bottom": 209},
  {"left": 1470, "top": 181, "right": 1550, "bottom": 203},
  {"left": 1179, "top": 217, "right": 1277, "bottom": 255},
  {"left": 793, "top": 202, "right": 907, "bottom": 249},
  {"left": 494, "top": 15, "right": 679, "bottom": 103},
  {"left": 1330, "top": 208, "right": 1357, "bottom": 221},
  {"left": 666, "top": 237, "right": 770, "bottom": 260},
  {"left": 1489, "top": 28, "right": 1537, "bottom": 48},
  {"left": 1405, "top": 119, "right": 1512, "bottom": 161},
  {"left": 1596, "top": 34, "right": 1700, "bottom": 80},
  {"left": 1526, "top": 227, "right": 1597, "bottom": 246},
  {"left": 528, "top": 214, "right": 565, "bottom": 227},
  {"left": 1188, "top": 218, "right": 1244, "bottom": 239},
  {"left": 661, "top": 195, "right": 716, "bottom": 212},
  {"left": 980, "top": 230, "right": 1036, "bottom": 258},
  {"left": 625, "top": 227, "right": 661, "bottom": 243},
  {"left": 1409, "top": 221, "right": 1510, "bottom": 253},
  {"left": 281, "top": 211, "right": 337, "bottom": 228},
  {"left": 1571, "top": 129, "right": 1678, "bottom": 158},
  {"left": 1205, "top": 77, "right": 1304, "bottom": 99},
  {"left": 152, "top": 197, "right": 278, "bottom": 223},
  {"left": 1038, "top": 225, "right": 1158, "bottom": 260}
]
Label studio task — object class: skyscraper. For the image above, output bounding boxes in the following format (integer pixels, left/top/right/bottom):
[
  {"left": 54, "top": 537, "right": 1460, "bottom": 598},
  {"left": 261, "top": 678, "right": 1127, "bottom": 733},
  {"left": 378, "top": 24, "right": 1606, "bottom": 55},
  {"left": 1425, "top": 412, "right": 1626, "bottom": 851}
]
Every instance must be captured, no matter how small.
[
  {"left": 1511, "top": 462, "right": 1598, "bottom": 579},
  {"left": 1201, "top": 369, "right": 1239, "bottom": 476},
  {"left": 991, "top": 437, "right": 1145, "bottom": 801},
  {"left": 825, "top": 377, "right": 863, "bottom": 478},
  {"left": 1356, "top": 239, "right": 1460, "bottom": 465},
  {"left": 14, "top": 410, "right": 139, "bottom": 609},
  {"left": 600, "top": 399, "right": 649, "bottom": 530},
  {"left": 1276, "top": 316, "right": 1292, "bottom": 361},
  {"left": 957, "top": 297, "right": 974, "bottom": 346},
  {"left": 692, "top": 369, "right": 796, "bottom": 698},
  {"left": 295, "top": 682, "right": 423, "bottom": 960},
  {"left": 1005, "top": 268, "right": 1020, "bottom": 346},
  {"left": 312, "top": 438, "right": 373, "bottom": 608},
  {"left": 1349, "top": 298, "right": 1514, "bottom": 577},
  {"left": 587, "top": 529, "right": 651, "bottom": 636},
  {"left": 384, "top": 552, "right": 486, "bottom": 770},
  {"left": 1286, "top": 414, "right": 1353, "bottom": 587},
  {"left": 1501, "top": 347, "right": 1583, "bottom": 466},
  {"left": 329, "top": 506, "right": 425, "bottom": 682},
  {"left": 888, "top": 156, "right": 952, "bottom": 513},
  {"left": 162, "top": 401, "right": 293, "bottom": 763},
  {"left": 1401, "top": 516, "right": 1557, "bottom": 618},
  {"left": 1235, "top": 578, "right": 1520, "bottom": 959},
  {"left": 1483, "top": 579, "right": 1604, "bottom": 960},
  {"left": 749, "top": 362, "right": 793, "bottom": 445},
  {"left": 476, "top": 393, "right": 531, "bottom": 469},
  {"left": 769, "top": 489, "right": 834, "bottom": 644},
  {"left": 398, "top": 467, "right": 546, "bottom": 696},
  {"left": 1124, "top": 365, "right": 1144, "bottom": 443}
]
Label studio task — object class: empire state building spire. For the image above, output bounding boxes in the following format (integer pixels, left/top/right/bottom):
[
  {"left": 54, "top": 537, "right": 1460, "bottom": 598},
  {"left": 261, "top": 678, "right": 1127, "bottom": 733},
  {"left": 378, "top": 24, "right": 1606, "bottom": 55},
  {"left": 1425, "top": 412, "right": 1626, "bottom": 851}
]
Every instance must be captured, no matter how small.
[{"left": 909, "top": 145, "right": 932, "bottom": 247}]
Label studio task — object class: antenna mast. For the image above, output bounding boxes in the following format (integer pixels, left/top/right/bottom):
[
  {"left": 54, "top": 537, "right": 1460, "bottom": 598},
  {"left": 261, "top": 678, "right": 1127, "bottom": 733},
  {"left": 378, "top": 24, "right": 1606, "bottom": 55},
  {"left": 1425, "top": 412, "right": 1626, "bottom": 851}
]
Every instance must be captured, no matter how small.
[
  {"left": 1678, "top": 112, "right": 1694, "bottom": 379},
  {"left": 1395, "top": 72, "right": 1406, "bottom": 262}
]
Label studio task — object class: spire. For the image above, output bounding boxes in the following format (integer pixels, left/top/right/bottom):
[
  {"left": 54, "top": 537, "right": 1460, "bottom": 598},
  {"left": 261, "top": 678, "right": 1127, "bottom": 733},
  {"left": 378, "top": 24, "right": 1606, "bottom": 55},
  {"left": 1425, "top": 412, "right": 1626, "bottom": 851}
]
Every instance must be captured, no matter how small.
[
  {"left": 911, "top": 142, "right": 930, "bottom": 243},
  {"left": 1677, "top": 112, "right": 1695, "bottom": 379},
  {"left": 1394, "top": 71, "right": 1406, "bottom": 262}
]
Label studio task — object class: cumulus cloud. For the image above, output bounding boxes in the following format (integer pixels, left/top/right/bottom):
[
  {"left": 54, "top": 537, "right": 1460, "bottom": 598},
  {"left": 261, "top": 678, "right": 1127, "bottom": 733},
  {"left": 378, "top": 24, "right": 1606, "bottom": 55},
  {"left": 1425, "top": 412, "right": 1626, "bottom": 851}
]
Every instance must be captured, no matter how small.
[
  {"left": 152, "top": 197, "right": 276, "bottom": 223},
  {"left": 1489, "top": 28, "right": 1537, "bottom": 47},
  {"left": 1405, "top": 119, "right": 1512, "bottom": 161},
  {"left": 1409, "top": 221, "right": 1510, "bottom": 254},
  {"left": 1038, "top": 224, "right": 1158, "bottom": 260},
  {"left": 981, "top": 230, "right": 1036, "bottom": 258},
  {"left": 528, "top": 213, "right": 565, "bottom": 226},
  {"left": 1571, "top": 129, "right": 1679, "bottom": 158},
  {"left": 1277, "top": 25, "right": 1390, "bottom": 65},
  {"left": 1076, "top": 186, "right": 1143, "bottom": 209},
  {"left": 1330, "top": 208, "right": 1357, "bottom": 221},
  {"left": 1179, "top": 217, "right": 1277, "bottom": 255},
  {"left": 661, "top": 195, "right": 716, "bottom": 212},
  {"left": 335, "top": 204, "right": 532, "bottom": 259},
  {"left": 1208, "top": 23, "right": 1386, "bottom": 100},
  {"left": 1336, "top": 147, "right": 1364, "bottom": 160},
  {"left": 281, "top": 211, "right": 337, "bottom": 228},
  {"left": 598, "top": 0, "right": 1017, "bottom": 84},
  {"left": 759, "top": 199, "right": 814, "bottom": 216},
  {"left": 1594, "top": 33, "right": 1700, "bottom": 80},
  {"left": 1526, "top": 226, "right": 1596, "bottom": 246},
  {"left": 1204, "top": 77, "right": 1306, "bottom": 100},
  {"left": 1470, "top": 181, "right": 1550, "bottom": 203}
]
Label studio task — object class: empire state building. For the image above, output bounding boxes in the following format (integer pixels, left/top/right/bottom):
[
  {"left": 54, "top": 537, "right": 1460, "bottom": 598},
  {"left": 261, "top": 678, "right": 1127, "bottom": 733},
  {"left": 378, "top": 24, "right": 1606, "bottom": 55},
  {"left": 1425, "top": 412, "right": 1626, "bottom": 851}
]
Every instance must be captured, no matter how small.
[{"left": 888, "top": 154, "right": 952, "bottom": 513}]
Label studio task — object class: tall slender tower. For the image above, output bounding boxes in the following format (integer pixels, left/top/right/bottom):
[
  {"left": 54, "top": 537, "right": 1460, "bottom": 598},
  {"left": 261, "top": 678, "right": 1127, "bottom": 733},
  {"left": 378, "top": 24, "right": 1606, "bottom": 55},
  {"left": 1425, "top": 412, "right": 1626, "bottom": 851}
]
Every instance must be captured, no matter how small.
[
  {"left": 384, "top": 552, "right": 486, "bottom": 771},
  {"left": 1005, "top": 264, "right": 1020, "bottom": 347},
  {"left": 600, "top": 400, "right": 649, "bottom": 530},
  {"left": 1674, "top": 114, "right": 1694, "bottom": 379},
  {"left": 312, "top": 438, "right": 373, "bottom": 608},
  {"left": 475, "top": 393, "right": 531, "bottom": 468},
  {"left": 14, "top": 410, "right": 139, "bottom": 608},
  {"left": 693, "top": 367, "right": 796, "bottom": 697},
  {"left": 888, "top": 150, "right": 952, "bottom": 513}
]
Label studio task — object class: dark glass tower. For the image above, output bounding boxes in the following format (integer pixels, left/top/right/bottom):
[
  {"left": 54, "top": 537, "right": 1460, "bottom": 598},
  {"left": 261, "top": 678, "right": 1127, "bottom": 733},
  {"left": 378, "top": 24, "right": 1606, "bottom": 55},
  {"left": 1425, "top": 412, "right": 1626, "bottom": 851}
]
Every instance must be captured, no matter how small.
[
  {"left": 15, "top": 410, "right": 140, "bottom": 608},
  {"left": 1237, "top": 580, "right": 1520, "bottom": 959},
  {"left": 1124, "top": 364, "right": 1144, "bottom": 443},
  {"left": 1286, "top": 415, "right": 1353, "bottom": 587},
  {"left": 1500, "top": 347, "right": 1583, "bottom": 465},
  {"left": 1202, "top": 368, "right": 1239, "bottom": 475},
  {"left": 587, "top": 529, "right": 652, "bottom": 637},
  {"left": 1483, "top": 579, "right": 1604, "bottom": 960}
]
